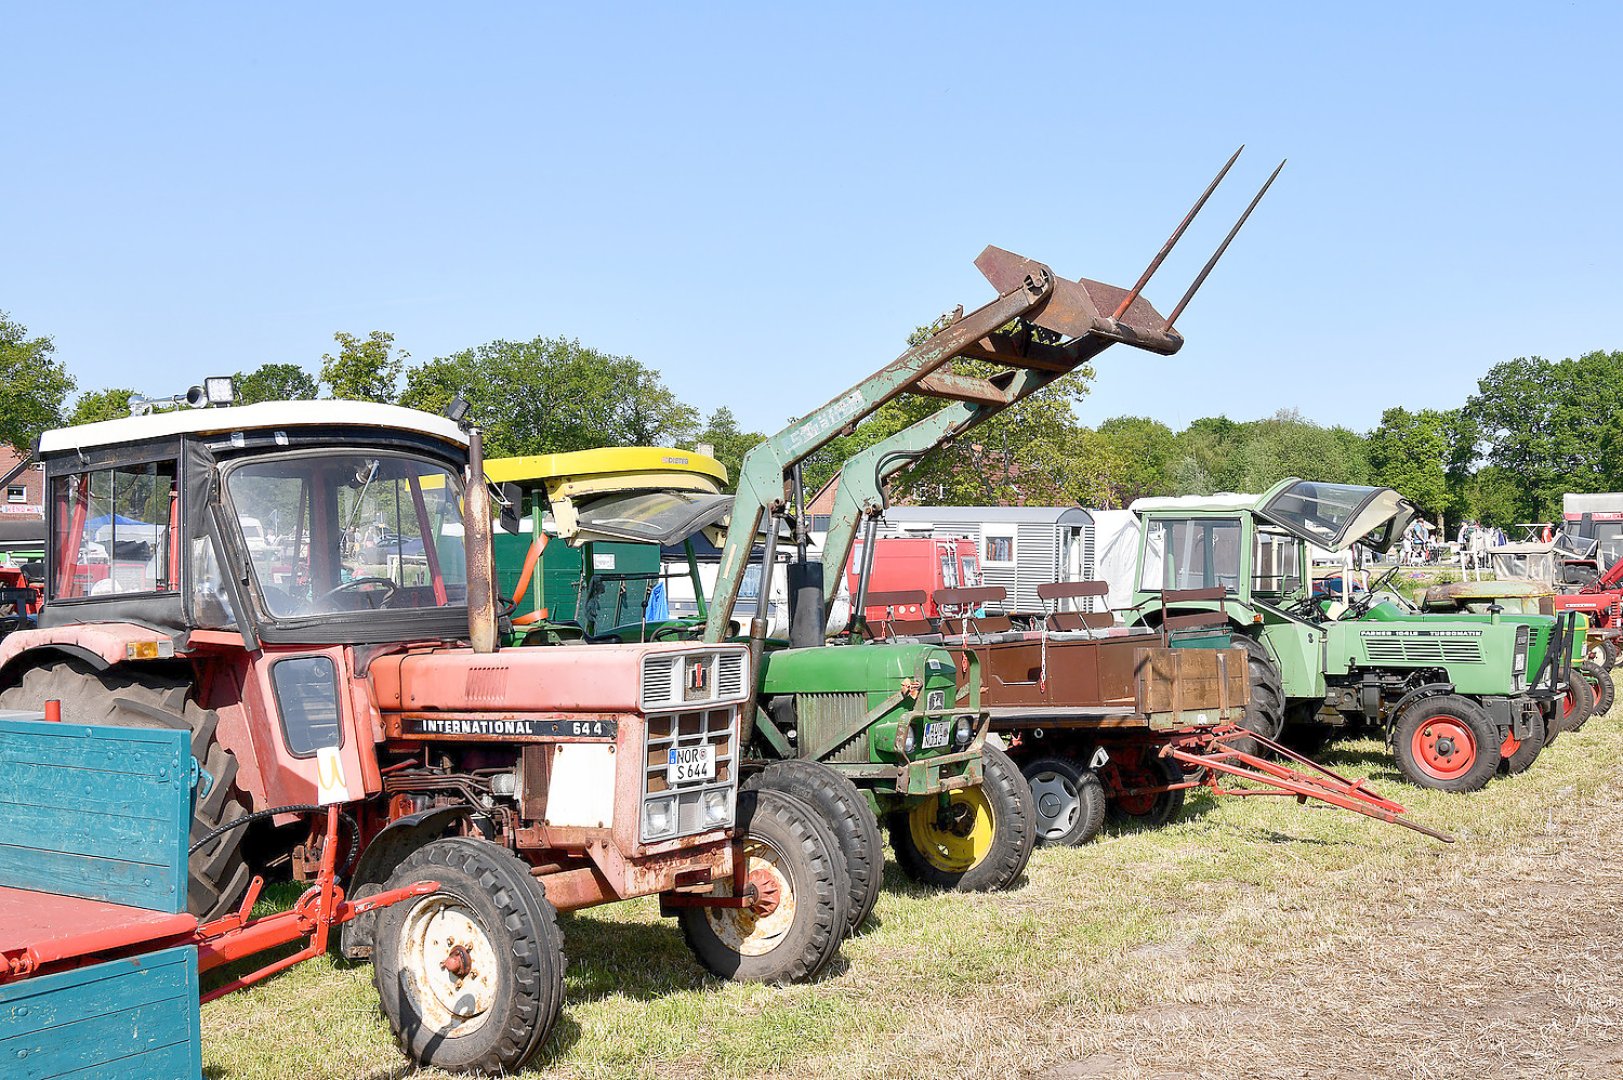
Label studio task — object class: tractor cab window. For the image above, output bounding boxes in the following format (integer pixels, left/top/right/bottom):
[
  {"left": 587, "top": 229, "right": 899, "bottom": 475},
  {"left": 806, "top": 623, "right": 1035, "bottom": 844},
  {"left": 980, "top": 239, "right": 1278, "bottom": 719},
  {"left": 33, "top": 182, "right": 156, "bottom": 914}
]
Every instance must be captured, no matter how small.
[
  {"left": 1252, "top": 531, "right": 1303, "bottom": 597},
  {"left": 50, "top": 460, "right": 179, "bottom": 600},
  {"left": 1139, "top": 517, "right": 1242, "bottom": 593},
  {"left": 225, "top": 452, "right": 467, "bottom": 619}
]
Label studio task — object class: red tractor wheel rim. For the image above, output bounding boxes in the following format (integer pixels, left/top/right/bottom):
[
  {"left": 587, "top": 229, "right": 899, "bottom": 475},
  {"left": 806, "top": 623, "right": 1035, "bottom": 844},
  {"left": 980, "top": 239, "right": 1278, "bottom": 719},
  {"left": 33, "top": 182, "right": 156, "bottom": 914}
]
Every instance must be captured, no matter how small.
[
  {"left": 1412, "top": 717, "right": 1477, "bottom": 780},
  {"left": 1563, "top": 687, "right": 1578, "bottom": 717},
  {"left": 1500, "top": 729, "right": 1521, "bottom": 759}
]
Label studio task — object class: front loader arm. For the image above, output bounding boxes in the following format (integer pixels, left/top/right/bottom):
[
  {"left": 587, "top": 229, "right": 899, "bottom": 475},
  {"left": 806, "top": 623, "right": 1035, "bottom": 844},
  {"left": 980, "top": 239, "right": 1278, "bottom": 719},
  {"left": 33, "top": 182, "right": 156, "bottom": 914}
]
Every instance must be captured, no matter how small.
[{"left": 702, "top": 267, "right": 1056, "bottom": 642}]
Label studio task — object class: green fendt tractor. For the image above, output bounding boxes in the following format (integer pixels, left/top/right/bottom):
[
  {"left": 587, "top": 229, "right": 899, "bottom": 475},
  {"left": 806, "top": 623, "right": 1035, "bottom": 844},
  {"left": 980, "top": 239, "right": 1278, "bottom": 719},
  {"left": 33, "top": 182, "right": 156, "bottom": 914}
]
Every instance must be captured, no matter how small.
[{"left": 1127, "top": 479, "right": 1582, "bottom": 792}]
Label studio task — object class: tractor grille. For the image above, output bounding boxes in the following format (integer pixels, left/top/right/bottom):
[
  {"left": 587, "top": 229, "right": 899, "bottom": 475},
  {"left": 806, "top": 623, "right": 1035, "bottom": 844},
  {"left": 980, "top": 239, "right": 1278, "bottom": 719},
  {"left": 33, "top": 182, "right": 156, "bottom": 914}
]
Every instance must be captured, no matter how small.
[
  {"left": 640, "top": 706, "right": 737, "bottom": 843},
  {"left": 641, "top": 649, "right": 750, "bottom": 711},
  {"left": 1364, "top": 638, "right": 1483, "bottom": 665},
  {"left": 797, "top": 692, "right": 870, "bottom": 764}
]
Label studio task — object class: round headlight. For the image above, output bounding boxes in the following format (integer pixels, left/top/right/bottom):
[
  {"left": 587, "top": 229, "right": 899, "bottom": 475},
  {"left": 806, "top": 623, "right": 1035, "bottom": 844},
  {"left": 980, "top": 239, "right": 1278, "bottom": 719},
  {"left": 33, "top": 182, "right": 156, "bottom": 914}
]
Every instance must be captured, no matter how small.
[
  {"left": 954, "top": 715, "right": 974, "bottom": 748},
  {"left": 899, "top": 723, "right": 917, "bottom": 755}
]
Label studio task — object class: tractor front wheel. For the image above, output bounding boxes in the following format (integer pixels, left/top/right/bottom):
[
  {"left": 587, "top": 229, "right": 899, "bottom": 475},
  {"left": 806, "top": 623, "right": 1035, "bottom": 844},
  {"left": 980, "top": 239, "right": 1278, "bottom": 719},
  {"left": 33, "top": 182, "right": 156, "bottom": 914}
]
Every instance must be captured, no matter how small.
[
  {"left": 1586, "top": 638, "right": 1618, "bottom": 672},
  {"left": 1021, "top": 755, "right": 1106, "bottom": 847},
  {"left": 372, "top": 837, "right": 565, "bottom": 1074},
  {"left": 1392, "top": 694, "right": 1500, "bottom": 792},
  {"left": 1580, "top": 661, "right": 1614, "bottom": 717},
  {"left": 1554, "top": 667, "right": 1594, "bottom": 735},
  {"left": 0, "top": 661, "right": 251, "bottom": 918},
  {"left": 888, "top": 744, "right": 1034, "bottom": 892},
  {"left": 742, "top": 759, "right": 882, "bottom": 933},
  {"left": 678, "top": 789, "right": 848, "bottom": 983},
  {"left": 1499, "top": 711, "right": 1546, "bottom": 775}
]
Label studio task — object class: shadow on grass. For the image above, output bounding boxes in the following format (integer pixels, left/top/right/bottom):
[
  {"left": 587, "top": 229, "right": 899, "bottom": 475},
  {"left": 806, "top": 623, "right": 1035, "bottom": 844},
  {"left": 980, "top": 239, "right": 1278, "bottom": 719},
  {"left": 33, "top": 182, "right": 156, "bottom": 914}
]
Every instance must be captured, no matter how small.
[{"left": 556, "top": 909, "right": 853, "bottom": 1008}]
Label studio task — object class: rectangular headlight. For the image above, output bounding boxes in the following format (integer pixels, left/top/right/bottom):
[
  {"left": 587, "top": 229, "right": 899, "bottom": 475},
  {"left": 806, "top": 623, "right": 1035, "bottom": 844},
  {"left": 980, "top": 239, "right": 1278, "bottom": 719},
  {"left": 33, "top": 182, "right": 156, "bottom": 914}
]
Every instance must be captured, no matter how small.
[{"left": 642, "top": 795, "right": 678, "bottom": 840}]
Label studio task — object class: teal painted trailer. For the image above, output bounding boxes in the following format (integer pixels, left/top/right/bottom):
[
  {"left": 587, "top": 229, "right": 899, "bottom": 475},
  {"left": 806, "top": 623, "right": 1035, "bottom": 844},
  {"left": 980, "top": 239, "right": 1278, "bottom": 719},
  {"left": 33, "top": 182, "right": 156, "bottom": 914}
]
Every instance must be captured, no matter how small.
[{"left": 0, "top": 719, "right": 204, "bottom": 1078}]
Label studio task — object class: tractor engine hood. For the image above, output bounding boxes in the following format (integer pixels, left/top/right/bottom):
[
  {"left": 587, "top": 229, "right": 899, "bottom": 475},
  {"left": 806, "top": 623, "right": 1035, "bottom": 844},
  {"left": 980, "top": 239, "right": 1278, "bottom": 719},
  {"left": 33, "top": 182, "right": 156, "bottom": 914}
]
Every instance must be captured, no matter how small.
[{"left": 1254, "top": 478, "right": 1417, "bottom": 554}]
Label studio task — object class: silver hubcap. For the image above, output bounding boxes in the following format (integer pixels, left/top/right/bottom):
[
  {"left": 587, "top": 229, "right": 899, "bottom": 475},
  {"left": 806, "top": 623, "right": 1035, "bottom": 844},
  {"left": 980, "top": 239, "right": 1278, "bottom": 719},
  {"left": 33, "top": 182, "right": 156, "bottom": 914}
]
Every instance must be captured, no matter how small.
[{"left": 1028, "top": 770, "right": 1080, "bottom": 839}]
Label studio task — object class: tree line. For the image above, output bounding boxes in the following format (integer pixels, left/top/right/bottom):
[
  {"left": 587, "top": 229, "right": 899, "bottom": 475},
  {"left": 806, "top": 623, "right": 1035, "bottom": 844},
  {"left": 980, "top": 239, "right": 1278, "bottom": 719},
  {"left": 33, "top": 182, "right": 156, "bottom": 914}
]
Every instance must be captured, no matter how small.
[{"left": 1, "top": 309, "right": 1617, "bottom": 528}]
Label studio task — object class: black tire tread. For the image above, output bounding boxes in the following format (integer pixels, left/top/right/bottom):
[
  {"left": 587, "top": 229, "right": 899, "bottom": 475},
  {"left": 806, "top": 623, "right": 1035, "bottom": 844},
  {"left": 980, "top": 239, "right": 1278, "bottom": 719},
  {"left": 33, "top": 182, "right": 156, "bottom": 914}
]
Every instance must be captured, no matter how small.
[
  {"left": 1391, "top": 694, "right": 1501, "bottom": 793},
  {"left": 677, "top": 788, "right": 847, "bottom": 984},
  {"left": 742, "top": 759, "right": 882, "bottom": 933},
  {"left": 1021, "top": 755, "right": 1107, "bottom": 847},
  {"left": 1581, "top": 661, "right": 1614, "bottom": 716},
  {"left": 374, "top": 837, "right": 565, "bottom": 1073},
  {"left": 887, "top": 743, "right": 1033, "bottom": 892}
]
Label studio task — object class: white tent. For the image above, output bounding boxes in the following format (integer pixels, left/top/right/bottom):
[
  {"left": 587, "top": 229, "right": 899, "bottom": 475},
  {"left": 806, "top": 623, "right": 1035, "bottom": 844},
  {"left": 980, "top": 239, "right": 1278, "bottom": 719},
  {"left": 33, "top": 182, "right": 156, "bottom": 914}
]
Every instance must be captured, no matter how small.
[{"left": 1090, "top": 509, "right": 1147, "bottom": 613}]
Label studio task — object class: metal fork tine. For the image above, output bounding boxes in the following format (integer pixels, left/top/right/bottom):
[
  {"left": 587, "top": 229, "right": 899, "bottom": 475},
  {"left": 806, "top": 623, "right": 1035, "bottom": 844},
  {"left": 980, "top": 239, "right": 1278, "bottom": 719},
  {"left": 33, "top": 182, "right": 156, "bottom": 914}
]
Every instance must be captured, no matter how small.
[
  {"left": 1164, "top": 159, "right": 1285, "bottom": 331},
  {"left": 1110, "top": 145, "right": 1244, "bottom": 321}
]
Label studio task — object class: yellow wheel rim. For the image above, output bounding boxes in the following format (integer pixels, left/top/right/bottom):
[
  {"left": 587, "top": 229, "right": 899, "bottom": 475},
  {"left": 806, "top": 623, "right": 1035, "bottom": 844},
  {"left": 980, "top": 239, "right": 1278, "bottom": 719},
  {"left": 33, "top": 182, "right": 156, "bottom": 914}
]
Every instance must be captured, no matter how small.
[{"left": 906, "top": 786, "right": 995, "bottom": 873}]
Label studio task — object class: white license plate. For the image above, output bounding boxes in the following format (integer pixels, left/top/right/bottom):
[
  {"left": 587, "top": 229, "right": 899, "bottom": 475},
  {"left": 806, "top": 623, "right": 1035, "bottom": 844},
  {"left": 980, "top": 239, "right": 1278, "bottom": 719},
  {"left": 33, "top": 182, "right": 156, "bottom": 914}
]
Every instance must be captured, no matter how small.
[
  {"left": 921, "top": 720, "right": 950, "bottom": 750},
  {"left": 667, "top": 744, "right": 716, "bottom": 784}
]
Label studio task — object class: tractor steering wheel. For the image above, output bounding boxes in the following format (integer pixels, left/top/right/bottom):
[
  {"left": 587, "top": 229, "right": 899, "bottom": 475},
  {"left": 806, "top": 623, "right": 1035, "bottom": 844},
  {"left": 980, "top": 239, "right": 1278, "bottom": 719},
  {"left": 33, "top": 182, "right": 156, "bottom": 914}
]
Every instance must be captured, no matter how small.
[{"left": 318, "top": 576, "right": 400, "bottom": 610}]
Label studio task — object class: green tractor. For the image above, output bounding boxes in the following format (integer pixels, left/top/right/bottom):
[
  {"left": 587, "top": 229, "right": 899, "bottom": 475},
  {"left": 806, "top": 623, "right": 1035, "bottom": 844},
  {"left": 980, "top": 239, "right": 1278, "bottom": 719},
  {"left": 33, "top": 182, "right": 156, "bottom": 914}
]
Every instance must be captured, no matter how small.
[{"left": 1127, "top": 479, "right": 1584, "bottom": 792}]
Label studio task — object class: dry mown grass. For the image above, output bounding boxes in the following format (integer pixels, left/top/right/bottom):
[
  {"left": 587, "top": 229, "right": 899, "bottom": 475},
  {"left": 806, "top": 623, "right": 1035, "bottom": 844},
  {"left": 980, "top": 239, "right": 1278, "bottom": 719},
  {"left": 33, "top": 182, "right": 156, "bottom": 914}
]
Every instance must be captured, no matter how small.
[{"left": 203, "top": 701, "right": 1623, "bottom": 1080}]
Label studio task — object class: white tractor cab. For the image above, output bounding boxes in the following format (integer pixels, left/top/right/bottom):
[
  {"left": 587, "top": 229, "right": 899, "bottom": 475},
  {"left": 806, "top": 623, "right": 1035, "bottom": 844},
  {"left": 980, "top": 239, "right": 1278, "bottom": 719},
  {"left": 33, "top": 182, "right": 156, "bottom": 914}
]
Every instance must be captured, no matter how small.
[{"left": 1128, "top": 479, "right": 1575, "bottom": 791}]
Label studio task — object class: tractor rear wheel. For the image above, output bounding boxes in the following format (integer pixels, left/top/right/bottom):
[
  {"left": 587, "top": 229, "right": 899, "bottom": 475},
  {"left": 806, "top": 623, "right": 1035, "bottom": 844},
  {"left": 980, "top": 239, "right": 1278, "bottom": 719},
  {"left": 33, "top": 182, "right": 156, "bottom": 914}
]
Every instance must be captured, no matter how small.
[
  {"left": 1581, "top": 661, "right": 1614, "bottom": 716},
  {"left": 1392, "top": 694, "right": 1500, "bottom": 792},
  {"left": 1021, "top": 756, "right": 1107, "bottom": 847},
  {"left": 678, "top": 789, "right": 848, "bottom": 983},
  {"left": 888, "top": 744, "right": 1034, "bottom": 892},
  {"left": 1499, "top": 711, "right": 1546, "bottom": 775},
  {"left": 1102, "top": 744, "right": 1186, "bottom": 828},
  {"left": 742, "top": 759, "right": 882, "bottom": 934},
  {"left": 1235, "top": 635, "right": 1285, "bottom": 756},
  {"left": 373, "top": 837, "right": 565, "bottom": 1073},
  {"left": 0, "top": 660, "right": 251, "bottom": 918},
  {"left": 1554, "top": 667, "right": 1594, "bottom": 734}
]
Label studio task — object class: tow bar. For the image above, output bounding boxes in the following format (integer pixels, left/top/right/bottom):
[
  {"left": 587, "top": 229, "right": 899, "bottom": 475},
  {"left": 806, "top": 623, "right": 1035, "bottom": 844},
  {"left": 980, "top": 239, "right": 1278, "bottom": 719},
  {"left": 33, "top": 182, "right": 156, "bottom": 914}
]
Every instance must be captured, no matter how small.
[{"left": 1157, "top": 725, "right": 1454, "bottom": 842}]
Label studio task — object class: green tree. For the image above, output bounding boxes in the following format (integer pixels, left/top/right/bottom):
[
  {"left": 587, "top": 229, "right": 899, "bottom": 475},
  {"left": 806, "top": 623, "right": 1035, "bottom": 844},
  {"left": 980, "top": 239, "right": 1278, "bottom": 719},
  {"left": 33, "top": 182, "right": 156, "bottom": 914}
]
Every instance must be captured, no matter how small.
[
  {"left": 0, "top": 312, "right": 75, "bottom": 451},
  {"left": 399, "top": 336, "right": 697, "bottom": 456},
  {"left": 68, "top": 387, "right": 138, "bottom": 425},
  {"left": 1466, "top": 351, "right": 1623, "bottom": 519},
  {"left": 1367, "top": 406, "right": 1450, "bottom": 517},
  {"left": 1094, "top": 416, "right": 1177, "bottom": 505},
  {"left": 236, "top": 362, "right": 318, "bottom": 405},
  {"left": 693, "top": 407, "right": 765, "bottom": 491},
  {"left": 321, "top": 330, "right": 407, "bottom": 403}
]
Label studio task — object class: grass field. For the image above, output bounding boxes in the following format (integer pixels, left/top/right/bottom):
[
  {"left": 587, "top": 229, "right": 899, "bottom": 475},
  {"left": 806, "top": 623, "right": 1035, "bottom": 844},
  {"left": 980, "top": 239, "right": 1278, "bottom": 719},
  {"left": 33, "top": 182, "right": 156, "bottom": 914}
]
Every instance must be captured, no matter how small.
[{"left": 202, "top": 699, "right": 1623, "bottom": 1080}]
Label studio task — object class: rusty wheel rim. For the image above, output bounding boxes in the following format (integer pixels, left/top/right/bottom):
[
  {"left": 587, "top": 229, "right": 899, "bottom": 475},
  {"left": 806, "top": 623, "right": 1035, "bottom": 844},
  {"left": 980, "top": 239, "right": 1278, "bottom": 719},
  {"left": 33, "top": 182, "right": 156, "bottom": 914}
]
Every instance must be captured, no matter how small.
[
  {"left": 703, "top": 836, "right": 797, "bottom": 958},
  {"left": 1412, "top": 717, "right": 1477, "bottom": 781}
]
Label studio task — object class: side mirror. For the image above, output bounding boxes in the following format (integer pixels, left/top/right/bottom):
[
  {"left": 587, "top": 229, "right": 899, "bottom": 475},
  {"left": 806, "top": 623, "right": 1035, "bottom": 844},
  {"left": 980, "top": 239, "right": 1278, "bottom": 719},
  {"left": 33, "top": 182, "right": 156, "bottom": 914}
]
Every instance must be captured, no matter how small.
[{"left": 498, "top": 482, "right": 522, "bottom": 534}]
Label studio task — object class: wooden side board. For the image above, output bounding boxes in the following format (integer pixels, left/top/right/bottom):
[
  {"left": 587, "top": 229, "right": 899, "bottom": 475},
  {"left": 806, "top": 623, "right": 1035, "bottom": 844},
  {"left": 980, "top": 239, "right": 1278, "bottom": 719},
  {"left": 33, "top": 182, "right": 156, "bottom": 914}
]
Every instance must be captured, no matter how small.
[{"left": 0, "top": 719, "right": 192, "bottom": 914}]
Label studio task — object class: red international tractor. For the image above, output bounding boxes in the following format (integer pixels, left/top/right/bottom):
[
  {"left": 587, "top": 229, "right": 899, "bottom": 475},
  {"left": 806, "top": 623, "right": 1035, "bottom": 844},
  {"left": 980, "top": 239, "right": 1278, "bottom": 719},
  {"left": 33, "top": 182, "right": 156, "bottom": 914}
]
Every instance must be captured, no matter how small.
[{"left": 0, "top": 393, "right": 847, "bottom": 1073}]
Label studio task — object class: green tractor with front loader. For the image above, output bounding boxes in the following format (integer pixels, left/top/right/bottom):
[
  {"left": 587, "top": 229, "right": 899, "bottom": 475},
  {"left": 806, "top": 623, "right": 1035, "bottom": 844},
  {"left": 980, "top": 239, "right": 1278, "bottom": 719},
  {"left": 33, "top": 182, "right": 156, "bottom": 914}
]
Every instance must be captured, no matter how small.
[{"left": 1127, "top": 479, "right": 1586, "bottom": 792}]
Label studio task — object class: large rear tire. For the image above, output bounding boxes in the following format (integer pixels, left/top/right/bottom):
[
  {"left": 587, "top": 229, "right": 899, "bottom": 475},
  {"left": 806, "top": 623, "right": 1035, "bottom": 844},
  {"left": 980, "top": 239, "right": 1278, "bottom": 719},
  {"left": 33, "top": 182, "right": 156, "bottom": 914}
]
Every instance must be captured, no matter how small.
[
  {"left": 0, "top": 660, "right": 251, "bottom": 918},
  {"left": 1391, "top": 694, "right": 1500, "bottom": 792},
  {"left": 887, "top": 744, "right": 1034, "bottom": 892},
  {"left": 678, "top": 789, "right": 848, "bottom": 983},
  {"left": 1235, "top": 635, "right": 1285, "bottom": 756},
  {"left": 373, "top": 837, "right": 565, "bottom": 1074},
  {"left": 742, "top": 759, "right": 882, "bottom": 934}
]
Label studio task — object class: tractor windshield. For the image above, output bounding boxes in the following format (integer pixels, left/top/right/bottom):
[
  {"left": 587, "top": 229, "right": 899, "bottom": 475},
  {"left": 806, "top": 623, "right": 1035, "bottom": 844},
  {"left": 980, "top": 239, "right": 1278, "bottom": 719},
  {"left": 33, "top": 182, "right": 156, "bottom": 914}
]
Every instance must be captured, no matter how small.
[
  {"left": 1256, "top": 480, "right": 1416, "bottom": 553},
  {"left": 224, "top": 451, "right": 466, "bottom": 619}
]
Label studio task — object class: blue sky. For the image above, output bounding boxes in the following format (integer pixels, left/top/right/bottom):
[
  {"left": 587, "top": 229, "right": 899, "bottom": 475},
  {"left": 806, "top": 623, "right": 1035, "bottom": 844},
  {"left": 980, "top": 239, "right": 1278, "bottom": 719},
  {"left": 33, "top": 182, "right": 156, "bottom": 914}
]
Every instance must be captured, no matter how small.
[{"left": 3, "top": 3, "right": 1619, "bottom": 436}]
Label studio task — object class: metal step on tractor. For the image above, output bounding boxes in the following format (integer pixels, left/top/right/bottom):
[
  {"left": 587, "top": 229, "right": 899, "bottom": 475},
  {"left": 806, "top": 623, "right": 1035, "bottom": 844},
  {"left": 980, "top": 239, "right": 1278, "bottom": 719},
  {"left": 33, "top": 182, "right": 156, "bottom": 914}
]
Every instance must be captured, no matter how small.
[
  {"left": 0, "top": 389, "right": 850, "bottom": 1074},
  {"left": 1126, "top": 479, "right": 1586, "bottom": 792}
]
